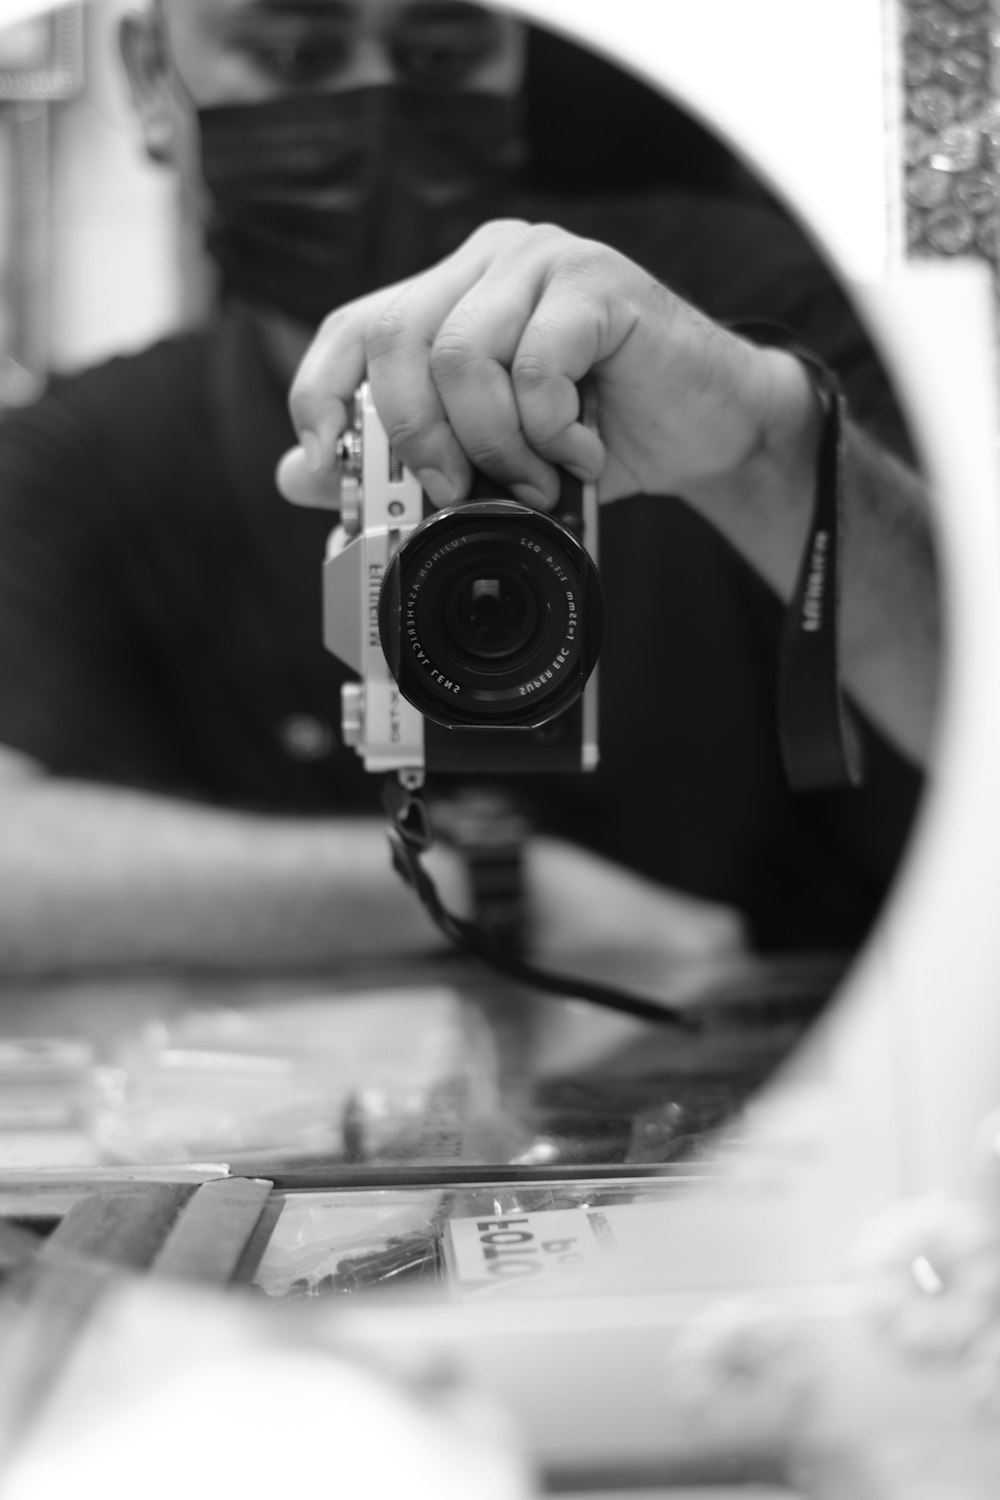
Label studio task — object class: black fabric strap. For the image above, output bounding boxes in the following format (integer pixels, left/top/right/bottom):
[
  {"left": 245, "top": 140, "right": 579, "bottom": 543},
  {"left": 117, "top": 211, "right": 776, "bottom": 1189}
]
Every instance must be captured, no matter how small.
[
  {"left": 735, "top": 321, "right": 865, "bottom": 792},
  {"left": 382, "top": 780, "right": 700, "bottom": 1030}
]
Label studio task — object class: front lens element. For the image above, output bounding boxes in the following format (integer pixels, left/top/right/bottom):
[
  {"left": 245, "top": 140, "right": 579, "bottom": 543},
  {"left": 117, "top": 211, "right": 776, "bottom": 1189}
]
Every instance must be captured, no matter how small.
[
  {"left": 443, "top": 567, "right": 541, "bottom": 663},
  {"left": 379, "top": 500, "right": 601, "bottom": 730}
]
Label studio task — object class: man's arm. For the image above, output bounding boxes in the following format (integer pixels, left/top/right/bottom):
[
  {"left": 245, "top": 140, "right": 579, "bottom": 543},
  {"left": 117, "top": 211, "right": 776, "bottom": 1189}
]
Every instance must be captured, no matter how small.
[
  {"left": 0, "top": 747, "right": 438, "bottom": 974},
  {"left": 678, "top": 361, "right": 940, "bottom": 769},
  {"left": 0, "top": 748, "right": 743, "bottom": 976},
  {"left": 280, "top": 221, "right": 940, "bottom": 767}
]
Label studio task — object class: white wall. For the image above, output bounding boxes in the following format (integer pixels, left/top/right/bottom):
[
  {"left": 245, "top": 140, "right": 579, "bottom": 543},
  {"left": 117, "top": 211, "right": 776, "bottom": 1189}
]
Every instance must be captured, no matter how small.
[
  {"left": 511, "top": 0, "right": 897, "bottom": 279},
  {"left": 46, "top": 0, "right": 183, "bottom": 371}
]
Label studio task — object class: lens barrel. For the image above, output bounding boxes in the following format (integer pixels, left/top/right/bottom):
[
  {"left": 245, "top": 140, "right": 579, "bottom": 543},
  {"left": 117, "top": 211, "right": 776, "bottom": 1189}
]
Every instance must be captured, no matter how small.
[{"left": 380, "top": 500, "right": 602, "bottom": 730}]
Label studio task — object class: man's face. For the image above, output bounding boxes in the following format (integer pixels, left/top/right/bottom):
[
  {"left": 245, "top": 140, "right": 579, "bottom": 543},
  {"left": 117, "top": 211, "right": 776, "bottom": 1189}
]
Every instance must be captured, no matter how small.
[
  {"left": 120, "top": 1, "right": 527, "bottom": 352},
  {"left": 133, "top": 1, "right": 525, "bottom": 123}
]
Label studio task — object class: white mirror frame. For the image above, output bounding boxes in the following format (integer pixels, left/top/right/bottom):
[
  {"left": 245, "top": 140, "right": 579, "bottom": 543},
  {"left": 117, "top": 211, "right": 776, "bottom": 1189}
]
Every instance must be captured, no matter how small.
[
  {"left": 511, "top": 0, "right": 1000, "bottom": 1247},
  {"left": 3, "top": 4, "right": 1000, "bottom": 1486},
  {"left": 8, "top": 0, "right": 1000, "bottom": 1250}
]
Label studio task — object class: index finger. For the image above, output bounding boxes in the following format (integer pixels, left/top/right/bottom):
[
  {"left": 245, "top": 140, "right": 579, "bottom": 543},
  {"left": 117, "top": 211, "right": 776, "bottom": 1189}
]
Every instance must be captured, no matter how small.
[
  {"left": 286, "top": 285, "right": 402, "bottom": 477},
  {"left": 286, "top": 221, "right": 534, "bottom": 483}
]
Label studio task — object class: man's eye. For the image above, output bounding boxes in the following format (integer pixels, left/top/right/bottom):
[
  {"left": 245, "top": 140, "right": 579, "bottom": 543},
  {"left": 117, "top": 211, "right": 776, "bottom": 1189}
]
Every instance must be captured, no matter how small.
[
  {"left": 391, "top": 39, "right": 484, "bottom": 84},
  {"left": 232, "top": 25, "right": 350, "bottom": 87},
  {"left": 390, "top": 13, "right": 503, "bottom": 88},
  {"left": 242, "top": 38, "right": 349, "bottom": 86}
]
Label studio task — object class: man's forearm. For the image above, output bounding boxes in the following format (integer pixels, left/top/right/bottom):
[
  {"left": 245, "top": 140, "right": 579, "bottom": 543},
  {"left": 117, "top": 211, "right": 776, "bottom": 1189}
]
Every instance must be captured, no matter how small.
[
  {"left": 0, "top": 770, "right": 441, "bottom": 975},
  {"left": 684, "top": 350, "right": 941, "bottom": 767},
  {"left": 837, "top": 421, "right": 940, "bottom": 764}
]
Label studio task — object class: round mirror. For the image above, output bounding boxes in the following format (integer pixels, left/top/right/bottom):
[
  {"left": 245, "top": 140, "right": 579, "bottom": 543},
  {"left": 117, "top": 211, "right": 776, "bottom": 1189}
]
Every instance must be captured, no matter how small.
[{"left": 0, "top": 0, "right": 996, "bottom": 1209}]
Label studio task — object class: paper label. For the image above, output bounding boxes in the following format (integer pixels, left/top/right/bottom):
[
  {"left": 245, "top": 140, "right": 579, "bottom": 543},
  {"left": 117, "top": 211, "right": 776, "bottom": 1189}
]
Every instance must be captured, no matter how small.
[{"left": 443, "top": 1207, "right": 615, "bottom": 1298}]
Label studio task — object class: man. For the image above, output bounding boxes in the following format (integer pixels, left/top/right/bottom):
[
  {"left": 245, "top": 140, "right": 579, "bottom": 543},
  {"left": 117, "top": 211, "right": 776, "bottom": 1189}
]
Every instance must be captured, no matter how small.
[{"left": 0, "top": 0, "right": 935, "bottom": 978}]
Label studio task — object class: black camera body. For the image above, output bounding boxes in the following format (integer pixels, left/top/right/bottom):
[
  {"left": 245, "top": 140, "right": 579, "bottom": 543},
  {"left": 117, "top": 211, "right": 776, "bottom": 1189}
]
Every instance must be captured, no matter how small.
[{"left": 323, "top": 384, "right": 602, "bottom": 781}]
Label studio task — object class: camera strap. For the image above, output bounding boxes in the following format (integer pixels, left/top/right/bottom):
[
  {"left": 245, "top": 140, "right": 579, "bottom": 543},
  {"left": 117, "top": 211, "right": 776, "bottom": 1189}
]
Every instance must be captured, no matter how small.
[
  {"left": 734, "top": 321, "right": 865, "bottom": 792},
  {"left": 382, "top": 778, "right": 701, "bottom": 1030}
]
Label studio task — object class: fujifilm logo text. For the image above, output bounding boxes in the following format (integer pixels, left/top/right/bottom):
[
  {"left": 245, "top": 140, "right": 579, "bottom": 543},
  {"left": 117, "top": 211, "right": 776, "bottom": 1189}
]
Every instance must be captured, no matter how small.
[{"left": 802, "top": 530, "right": 829, "bottom": 633}]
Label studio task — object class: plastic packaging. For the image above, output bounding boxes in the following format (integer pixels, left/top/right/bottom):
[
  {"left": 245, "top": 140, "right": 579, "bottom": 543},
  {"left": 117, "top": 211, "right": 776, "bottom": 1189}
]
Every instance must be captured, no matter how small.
[
  {"left": 253, "top": 1189, "right": 448, "bottom": 1299},
  {"left": 91, "top": 986, "right": 500, "bottom": 1164},
  {"left": 253, "top": 1178, "right": 692, "bottom": 1301}
]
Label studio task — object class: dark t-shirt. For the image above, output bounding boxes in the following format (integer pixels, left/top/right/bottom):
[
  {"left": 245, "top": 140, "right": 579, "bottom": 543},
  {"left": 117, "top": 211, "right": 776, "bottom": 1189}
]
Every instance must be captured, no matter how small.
[{"left": 0, "top": 192, "right": 923, "bottom": 951}]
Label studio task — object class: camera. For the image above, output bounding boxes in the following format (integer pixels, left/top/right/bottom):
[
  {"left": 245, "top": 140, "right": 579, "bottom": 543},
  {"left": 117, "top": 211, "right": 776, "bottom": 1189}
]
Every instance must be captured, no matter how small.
[{"left": 322, "top": 384, "right": 602, "bottom": 782}]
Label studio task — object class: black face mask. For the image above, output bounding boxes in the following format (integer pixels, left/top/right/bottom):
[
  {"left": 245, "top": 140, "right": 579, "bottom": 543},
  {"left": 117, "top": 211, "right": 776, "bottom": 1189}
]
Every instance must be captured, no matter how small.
[{"left": 197, "top": 86, "right": 527, "bottom": 326}]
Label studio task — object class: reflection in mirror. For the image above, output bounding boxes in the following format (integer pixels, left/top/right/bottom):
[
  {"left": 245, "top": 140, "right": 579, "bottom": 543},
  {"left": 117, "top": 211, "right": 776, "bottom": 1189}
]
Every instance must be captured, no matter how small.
[{"left": 0, "top": 1, "right": 938, "bottom": 1187}]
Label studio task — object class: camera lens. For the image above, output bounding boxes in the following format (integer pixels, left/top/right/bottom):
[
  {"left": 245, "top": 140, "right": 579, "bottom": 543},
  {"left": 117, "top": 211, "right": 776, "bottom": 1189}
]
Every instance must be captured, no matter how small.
[
  {"left": 379, "top": 499, "right": 602, "bottom": 730},
  {"left": 443, "top": 568, "right": 541, "bottom": 663}
]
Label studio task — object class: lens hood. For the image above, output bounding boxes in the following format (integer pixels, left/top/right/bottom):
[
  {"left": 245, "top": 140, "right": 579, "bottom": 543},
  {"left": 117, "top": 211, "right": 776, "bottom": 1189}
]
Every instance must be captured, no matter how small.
[{"left": 380, "top": 499, "right": 602, "bottom": 730}]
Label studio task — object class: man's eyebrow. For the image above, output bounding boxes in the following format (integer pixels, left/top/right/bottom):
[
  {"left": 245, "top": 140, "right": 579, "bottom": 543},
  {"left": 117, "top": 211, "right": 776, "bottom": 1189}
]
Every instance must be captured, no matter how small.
[
  {"left": 224, "top": 0, "right": 493, "bottom": 22},
  {"left": 228, "top": 1, "right": 356, "bottom": 20},
  {"left": 397, "top": 3, "right": 497, "bottom": 20},
  {"left": 219, "top": 0, "right": 498, "bottom": 37}
]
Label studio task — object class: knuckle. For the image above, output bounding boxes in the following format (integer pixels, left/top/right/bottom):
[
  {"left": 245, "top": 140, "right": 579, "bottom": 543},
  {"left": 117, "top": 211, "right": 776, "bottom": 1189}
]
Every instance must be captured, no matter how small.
[
  {"left": 557, "top": 240, "right": 615, "bottom": 285},
  {"left": 516, "top": 221, "right": 582, "bottom": 264},
  {"left": 366, "top": 302, "right": 416, "bottom": 362},
  {"left": 316, "top": 303, "right": 354, "bottom": 341},
  {"left": 464, "top": 431, "right": 514, "bottom": 474},
  {"left": 465, "top": 216, "right": 531, "bottom": 247},
  {"left": 428, "top": 328, "right": 477, "bottom": 386},
  {"left": 510, "top": 347, "right": 553, "bottom": 394},
  {"left": 525, "top": 220, "right": 569, "bottom": 247},
  {"left": 380, "top": 409, "right": 427, "bottom": 454}
]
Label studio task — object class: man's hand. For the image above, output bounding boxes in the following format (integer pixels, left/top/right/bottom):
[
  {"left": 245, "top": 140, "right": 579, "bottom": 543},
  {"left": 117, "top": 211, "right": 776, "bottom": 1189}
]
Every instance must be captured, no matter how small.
[
  {"left": 426, "top": 830, "right": 746, "bottom": 990},
  {"left": 278, "top": 218, "right": 818, "bottom": 516},
  {"left": 277, "top": 217, "right": 939, "bottom": 766},
  {"left": 525, "top": 837, "right": 745, "bottom": 973}
]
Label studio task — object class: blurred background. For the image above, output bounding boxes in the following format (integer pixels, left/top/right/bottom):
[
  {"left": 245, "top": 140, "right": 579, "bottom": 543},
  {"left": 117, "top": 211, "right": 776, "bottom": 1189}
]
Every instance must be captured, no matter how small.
[{"left": 0, "top": 0, "right": 768, "bottom": 399}]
